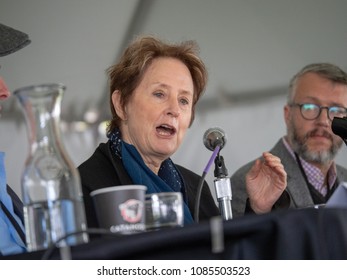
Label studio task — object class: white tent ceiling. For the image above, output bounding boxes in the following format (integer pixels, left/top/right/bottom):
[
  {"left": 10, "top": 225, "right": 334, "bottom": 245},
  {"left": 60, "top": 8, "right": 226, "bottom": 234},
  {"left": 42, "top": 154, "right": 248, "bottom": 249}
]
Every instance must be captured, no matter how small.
[{"left": 1, "top": 0, "right": 347, "bottom": 121}]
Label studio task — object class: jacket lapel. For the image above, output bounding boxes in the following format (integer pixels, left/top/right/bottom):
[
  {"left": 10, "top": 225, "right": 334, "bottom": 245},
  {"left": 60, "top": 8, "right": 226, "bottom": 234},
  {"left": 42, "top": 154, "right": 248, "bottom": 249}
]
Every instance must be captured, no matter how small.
[{"left": 271, "top": 140, "right": 314, "bottom": 207}]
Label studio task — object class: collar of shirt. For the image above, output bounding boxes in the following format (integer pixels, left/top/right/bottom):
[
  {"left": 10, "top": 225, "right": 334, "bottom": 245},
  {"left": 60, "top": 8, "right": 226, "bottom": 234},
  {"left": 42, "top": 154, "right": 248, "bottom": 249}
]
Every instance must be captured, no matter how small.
[{"left": 282, "top": 137, "right": 337, "bottom": 196}]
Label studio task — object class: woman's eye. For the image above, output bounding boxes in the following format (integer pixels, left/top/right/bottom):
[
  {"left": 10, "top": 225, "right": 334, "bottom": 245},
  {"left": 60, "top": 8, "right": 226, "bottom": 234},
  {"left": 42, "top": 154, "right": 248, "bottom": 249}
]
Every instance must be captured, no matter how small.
[
  {"left": 153, "top": 92, "right": 164, "bottom": 98},
  {"left": 180, "top": 98, "right": 189, "bottom": 105}
]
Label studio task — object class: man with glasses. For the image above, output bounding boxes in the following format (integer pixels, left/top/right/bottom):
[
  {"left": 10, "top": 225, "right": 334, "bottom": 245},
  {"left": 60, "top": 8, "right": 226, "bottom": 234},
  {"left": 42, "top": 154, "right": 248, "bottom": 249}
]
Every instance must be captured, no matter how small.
[
  {"left": 231, "top": 63, "right": 347, "bottom": 217},
  {"left": 0, "top": 23, "right": 30, "bottom": 255}
]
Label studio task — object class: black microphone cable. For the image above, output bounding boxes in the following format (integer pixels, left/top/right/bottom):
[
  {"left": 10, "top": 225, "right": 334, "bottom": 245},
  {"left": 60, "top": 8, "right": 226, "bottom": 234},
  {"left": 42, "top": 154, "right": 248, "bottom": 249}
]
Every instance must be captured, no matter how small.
[{"left": 194, "top": 145, "right": 220, "bottom": 223}]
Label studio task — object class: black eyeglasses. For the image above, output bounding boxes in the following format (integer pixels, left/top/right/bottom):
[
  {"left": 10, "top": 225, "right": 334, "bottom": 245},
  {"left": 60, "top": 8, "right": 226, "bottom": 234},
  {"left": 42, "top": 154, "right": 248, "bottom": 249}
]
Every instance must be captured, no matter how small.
[{"left": 289, "top": 103, "right": 347, "bottom": 121}]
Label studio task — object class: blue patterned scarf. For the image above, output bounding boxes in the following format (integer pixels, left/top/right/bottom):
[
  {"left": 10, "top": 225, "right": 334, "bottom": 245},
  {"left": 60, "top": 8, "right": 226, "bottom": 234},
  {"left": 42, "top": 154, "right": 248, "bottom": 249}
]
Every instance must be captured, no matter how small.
[{"left": 108, "top": 129, "right": 194, "bottom": 225}]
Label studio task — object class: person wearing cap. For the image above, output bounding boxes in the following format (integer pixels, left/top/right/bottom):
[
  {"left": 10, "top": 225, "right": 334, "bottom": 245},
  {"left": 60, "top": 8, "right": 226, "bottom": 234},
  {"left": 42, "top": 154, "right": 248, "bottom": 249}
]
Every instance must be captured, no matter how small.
[{"left": 0, "top": 23, "right": 30, "bottom": 256}]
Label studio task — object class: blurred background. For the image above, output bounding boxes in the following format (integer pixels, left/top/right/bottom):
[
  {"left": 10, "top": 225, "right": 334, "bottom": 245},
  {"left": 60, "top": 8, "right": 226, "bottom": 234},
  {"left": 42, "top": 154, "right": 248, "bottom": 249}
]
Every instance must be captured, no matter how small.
[{"left": 1, "top": 0, "right": 347, "bottom": 200}]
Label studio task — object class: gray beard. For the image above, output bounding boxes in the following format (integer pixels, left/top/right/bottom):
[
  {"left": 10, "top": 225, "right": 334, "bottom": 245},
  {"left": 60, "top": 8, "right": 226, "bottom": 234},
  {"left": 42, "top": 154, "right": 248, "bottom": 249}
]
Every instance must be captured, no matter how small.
[{"left": 289, "top": 128, "right": 342, "bottom": 165}]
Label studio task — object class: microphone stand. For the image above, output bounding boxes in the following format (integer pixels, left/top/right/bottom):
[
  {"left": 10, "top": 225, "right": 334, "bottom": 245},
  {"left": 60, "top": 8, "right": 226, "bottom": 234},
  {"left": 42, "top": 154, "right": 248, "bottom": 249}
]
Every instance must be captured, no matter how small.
[
  {"left": 213, "top": 153, "right": 233, "bottom": 220},
  {"left": 332, "top": 117, "right": 347, "bottom": 146}
]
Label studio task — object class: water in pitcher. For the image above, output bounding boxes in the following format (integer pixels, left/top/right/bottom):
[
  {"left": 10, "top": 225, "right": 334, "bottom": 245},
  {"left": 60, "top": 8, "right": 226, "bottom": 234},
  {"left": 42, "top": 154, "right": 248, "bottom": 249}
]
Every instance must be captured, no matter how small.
[{"left": 24, "top": 198, "right": 88, "bottom": 252}]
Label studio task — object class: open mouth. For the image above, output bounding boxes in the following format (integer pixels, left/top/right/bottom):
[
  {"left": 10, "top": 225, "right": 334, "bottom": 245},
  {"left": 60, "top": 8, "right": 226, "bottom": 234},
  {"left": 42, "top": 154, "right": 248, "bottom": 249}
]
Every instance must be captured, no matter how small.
[{"left": 156, "top": 124, "right": 176, "bottom": 136}]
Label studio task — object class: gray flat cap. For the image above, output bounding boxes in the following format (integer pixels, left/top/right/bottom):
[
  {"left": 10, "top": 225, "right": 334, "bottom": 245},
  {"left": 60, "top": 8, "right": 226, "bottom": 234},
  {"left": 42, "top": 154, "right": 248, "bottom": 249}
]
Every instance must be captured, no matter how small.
[{"left": 0, "top": 23, "right": 31, "bottom": 57}]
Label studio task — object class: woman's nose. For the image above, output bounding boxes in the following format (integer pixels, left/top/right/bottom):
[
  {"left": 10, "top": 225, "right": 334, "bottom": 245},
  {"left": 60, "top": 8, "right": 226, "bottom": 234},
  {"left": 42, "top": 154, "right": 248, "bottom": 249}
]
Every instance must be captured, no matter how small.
[
  {"left": 166, "top": 97, "right": 180, "bottom": 117},
  {"left": 0, "top": 77, "right": 11, "bottom": 100}
]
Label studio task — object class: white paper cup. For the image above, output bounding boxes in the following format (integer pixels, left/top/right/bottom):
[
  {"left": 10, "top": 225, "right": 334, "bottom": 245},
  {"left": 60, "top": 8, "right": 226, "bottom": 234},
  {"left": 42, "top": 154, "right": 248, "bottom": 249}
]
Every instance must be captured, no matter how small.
[{"left": 90, "top": 185, "right": 147, "bottom": 234}]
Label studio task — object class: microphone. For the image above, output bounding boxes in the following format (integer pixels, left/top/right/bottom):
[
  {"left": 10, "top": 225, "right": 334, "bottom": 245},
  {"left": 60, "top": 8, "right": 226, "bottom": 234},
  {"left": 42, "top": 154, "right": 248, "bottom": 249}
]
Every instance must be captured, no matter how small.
[
  {"left": 203, "top": 127, "right": 227, "bottom": 151},
  {"left": 332, "top": 117, "right": 347, "bottom": 146},
  {"left": 195, "top": 127, "right": 232, "bottom": 223}
]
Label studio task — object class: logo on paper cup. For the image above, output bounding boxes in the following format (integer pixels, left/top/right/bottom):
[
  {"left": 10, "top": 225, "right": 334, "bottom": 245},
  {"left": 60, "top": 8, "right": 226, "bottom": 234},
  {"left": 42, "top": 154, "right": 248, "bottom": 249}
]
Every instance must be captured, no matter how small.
[{"left": 119, "top": 199, "right": 143, "bottom": 223}]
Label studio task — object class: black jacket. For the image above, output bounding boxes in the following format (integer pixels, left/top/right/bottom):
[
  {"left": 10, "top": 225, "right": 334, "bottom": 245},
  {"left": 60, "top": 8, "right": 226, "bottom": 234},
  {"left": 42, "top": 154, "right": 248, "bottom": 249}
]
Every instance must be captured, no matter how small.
[{"left": 78, "top": 141, "right": 220, "bottom": 229}]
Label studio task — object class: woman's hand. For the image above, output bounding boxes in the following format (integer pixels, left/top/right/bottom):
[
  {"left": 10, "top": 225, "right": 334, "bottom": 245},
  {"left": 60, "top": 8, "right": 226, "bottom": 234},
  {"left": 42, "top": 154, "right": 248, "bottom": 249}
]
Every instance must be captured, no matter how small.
[{"left": 245, "top": 152, "right": 287, "bottom": 214}]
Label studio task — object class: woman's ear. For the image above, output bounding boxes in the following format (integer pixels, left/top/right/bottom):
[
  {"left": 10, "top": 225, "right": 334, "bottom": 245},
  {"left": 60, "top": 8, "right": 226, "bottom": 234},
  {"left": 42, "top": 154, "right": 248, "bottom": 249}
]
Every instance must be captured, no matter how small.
[{"left": 111, "top": 90, "right": 127, "bottom": 120}]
